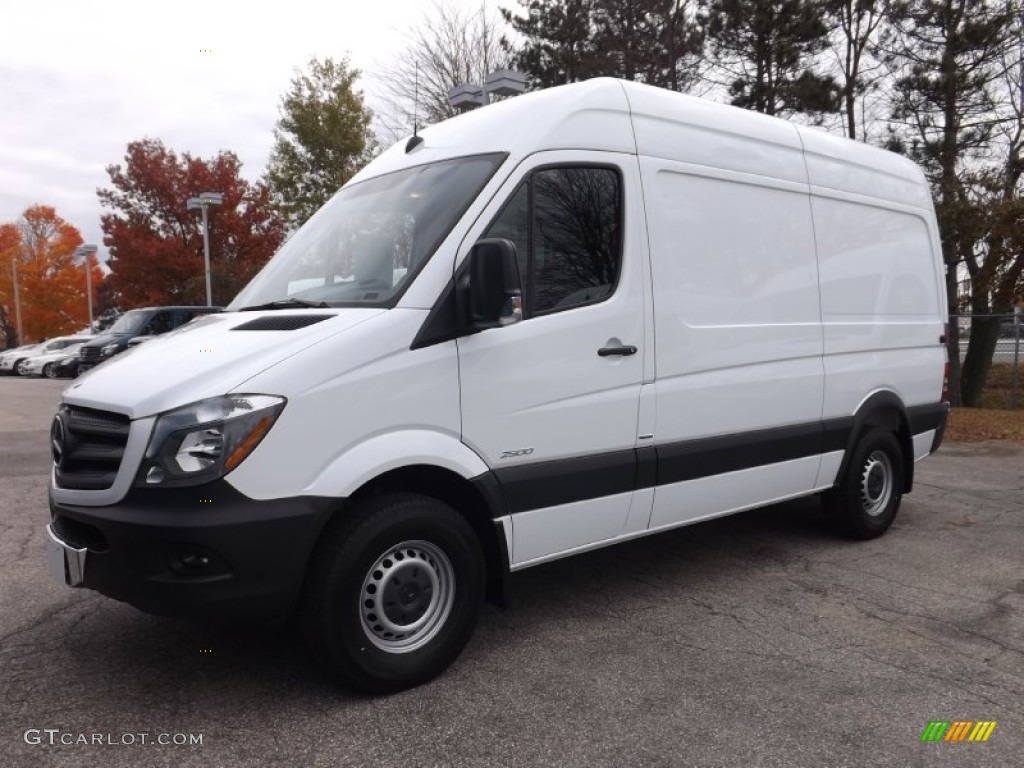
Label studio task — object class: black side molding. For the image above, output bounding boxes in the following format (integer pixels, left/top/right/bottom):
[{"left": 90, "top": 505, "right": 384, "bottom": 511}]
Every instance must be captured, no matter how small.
[
  {"left": 495, "top": 449, "right": 636, "bottom": 514},
  {"left": 656, "top": 419, "right": 850, "bottom": 486}
]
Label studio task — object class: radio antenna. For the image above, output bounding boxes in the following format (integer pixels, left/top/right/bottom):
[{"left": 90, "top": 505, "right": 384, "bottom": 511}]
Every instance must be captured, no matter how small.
[
  {"left": 406, "top": 63, "right": 425, "bottom": 152},
  {"left": 413, "top": 62, "right": 420, "bottom": 138}
]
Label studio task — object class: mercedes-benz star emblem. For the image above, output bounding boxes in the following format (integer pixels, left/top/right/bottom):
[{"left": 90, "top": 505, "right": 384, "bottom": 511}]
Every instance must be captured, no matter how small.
[{"left": 51, "top": 415, "right": 65, "bottom": 468}]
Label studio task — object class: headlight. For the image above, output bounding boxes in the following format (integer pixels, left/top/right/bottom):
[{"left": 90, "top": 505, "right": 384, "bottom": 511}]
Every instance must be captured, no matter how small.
[
  {"left": 135, "top": 394, "right": 286, "bottom": 487},
  {"left": 101, "top": 343, "right": 120, "bottom": 357}
]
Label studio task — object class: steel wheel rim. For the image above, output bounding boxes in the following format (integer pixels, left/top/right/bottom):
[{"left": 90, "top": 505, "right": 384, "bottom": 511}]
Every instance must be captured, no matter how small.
[
  {"left": 860, "top": 450, "right": 893, "bottom": 517},
  {"left": 359, "top": 540, "right": 455, "bottom": 654}
]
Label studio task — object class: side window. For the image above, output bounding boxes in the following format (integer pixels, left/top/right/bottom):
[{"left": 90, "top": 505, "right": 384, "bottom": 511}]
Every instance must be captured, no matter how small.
[
  {"left": 532, "top": 167, "right": 621, "bottom": 313},
  {"left": 146, "top": 312, "right": 173, "bottom": 335},
  {"left": 482, "top": 166, "right": 622, "bottom": 317}
]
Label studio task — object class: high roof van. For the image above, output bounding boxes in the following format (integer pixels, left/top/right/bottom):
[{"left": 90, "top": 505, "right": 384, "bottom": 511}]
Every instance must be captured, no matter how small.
[{"left": 45, "top": 79, "right": 948, "bottom": 693}]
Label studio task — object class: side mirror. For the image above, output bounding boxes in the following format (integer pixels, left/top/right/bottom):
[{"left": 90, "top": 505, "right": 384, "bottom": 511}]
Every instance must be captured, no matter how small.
[{"left": 468, "top": 238, "right": 522, "bottom": 330}]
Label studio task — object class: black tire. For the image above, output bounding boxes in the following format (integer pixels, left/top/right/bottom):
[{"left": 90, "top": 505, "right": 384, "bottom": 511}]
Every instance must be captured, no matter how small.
[
  {"left": 300, "top": 493, "right": 485, "bottom": 694},
  {"left": 43, "top": 363, "right": 56, "bottom": 379},
  {"left": 823, "top": 427, "right": 905, "bottom": 540}
]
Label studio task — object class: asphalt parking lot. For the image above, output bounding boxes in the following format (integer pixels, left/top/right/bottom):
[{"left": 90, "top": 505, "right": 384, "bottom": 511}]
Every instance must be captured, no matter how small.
[{"left": 1, "top": 377, "right": 1021, "bottom": 767}]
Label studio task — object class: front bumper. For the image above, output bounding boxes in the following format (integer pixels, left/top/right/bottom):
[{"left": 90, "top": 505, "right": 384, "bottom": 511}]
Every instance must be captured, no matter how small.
[
  {"left": 47, "top": 480, "right": 337, "bottom": 620},
  {"left": 20, "top": 362, "right": 45, "bottom": 376}
]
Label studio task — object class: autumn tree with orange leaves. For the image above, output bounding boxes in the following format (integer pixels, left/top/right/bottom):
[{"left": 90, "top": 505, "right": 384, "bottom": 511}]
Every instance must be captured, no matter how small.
[
  {"left": 0, "top": 206, "right": 102, "bottom": 347},
  {"left": 99, "top": 139, "right": 287, "bottom": 308}
]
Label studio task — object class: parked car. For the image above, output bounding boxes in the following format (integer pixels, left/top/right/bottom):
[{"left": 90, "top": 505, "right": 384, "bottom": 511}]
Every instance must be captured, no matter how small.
[
  {"left": 0, "top": 337, "right": 85, "bottom": 376},
  {"left": 77, "top": 306, "right": 220, "bottom": 372},
  {"left": 0, "top": 343, "right": 42, "bottom": 375},
  {"left": 51, "top": 350, "right": 83, "bottom": 379},
  {"left": 18, "top": 342, "right": 89, "bottom": 378},
  {"left": 45, "top": 79, "right": 948, "bottom": 693}
]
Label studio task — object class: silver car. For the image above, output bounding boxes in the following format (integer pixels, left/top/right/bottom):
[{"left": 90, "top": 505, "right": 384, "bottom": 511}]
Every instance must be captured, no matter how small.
[
  {"left": 18, "top": 342, "right": 89, "bottom": 378},
  {"left": 1, "top": 337, "right": 89, "bottom": 376}
]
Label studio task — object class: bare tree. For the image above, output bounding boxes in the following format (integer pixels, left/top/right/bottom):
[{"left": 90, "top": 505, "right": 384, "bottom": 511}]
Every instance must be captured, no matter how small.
[
  {"left": 881, "top": 0, "right": 1018, "bottom": 405},
  {"left": 955, "top": 9, "right": 1024, "bottom": 405},
  {"left": 373, "top": 1, "right": 514, "bottom": 144},
  {"left": 824, "top": 0, "right": 888, "bottom": 140}
]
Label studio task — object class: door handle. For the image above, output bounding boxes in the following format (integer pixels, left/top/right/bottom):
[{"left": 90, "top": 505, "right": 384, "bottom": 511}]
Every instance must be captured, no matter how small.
[{"left": 597, "top": 345, "right": 638, "bottom": 357}]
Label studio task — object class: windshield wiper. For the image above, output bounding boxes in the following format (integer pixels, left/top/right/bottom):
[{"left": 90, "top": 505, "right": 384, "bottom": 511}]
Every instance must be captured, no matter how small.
[{"left": 237, "top": 298, "right": 331, "bottom": 312}]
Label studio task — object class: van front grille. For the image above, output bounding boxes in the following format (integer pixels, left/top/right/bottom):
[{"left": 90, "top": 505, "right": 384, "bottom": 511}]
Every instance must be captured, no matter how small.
[{"left": 53, "top": 406, "right": 130, "bottom": 490}]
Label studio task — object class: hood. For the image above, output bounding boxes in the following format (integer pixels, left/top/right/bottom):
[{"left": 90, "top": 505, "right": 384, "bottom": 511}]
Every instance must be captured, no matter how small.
[
  {"left": 0, "top": 345, "right": 39, "bottom": 361},
  {"left": 80, "top": 332, "right": 128, "bottom": 348},
  {"left": 62, "top": 309, "right": 384, "bottom": 419},
  {"left": 31, "top": 347, "right": 82, "bottom": 363}
]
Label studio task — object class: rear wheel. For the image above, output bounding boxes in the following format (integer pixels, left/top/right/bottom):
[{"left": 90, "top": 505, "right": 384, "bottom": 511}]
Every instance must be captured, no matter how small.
[
  {"left": 300, "top": 493, "right": 485, "bottom": 693},
  {"left": 823, "top": 427, "right": 905, "bottom": 539}
]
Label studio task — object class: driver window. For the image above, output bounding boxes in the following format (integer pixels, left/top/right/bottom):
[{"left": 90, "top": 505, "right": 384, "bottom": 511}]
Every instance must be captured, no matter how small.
[{"left": 483, "top": 166, "right": 622, "bottom": 318}]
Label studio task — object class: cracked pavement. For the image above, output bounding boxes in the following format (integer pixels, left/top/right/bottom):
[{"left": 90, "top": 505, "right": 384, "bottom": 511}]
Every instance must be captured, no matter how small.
[{"left": 1, "top": 377, "right": 1022, "bottom": 767}]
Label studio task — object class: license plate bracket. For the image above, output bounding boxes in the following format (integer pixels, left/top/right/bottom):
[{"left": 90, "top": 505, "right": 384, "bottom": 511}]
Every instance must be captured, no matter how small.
[{"left": 45, "top": 524, "right": 87, "bottom": 587}]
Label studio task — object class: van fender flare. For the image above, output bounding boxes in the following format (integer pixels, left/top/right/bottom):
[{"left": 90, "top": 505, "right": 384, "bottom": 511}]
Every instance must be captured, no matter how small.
[
  {"left": 833, "top": 390, "right": 915, "bottom": 494},
  {"left": 302, "top": 430, "right": 490, "bottom": 499}
]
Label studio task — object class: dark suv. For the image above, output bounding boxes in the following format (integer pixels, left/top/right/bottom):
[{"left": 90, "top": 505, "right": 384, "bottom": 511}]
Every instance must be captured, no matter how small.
[{"left": 78, "top": 306, "right": 221, "bottom": 372}]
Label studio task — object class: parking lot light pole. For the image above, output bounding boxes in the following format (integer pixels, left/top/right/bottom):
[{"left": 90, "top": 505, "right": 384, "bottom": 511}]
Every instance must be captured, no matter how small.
[
  {"left": 187, "top": 193, "right": 223, "bottom": 306},
  {"left": 74, "top": 245, "right": 98, "bottom": 332},
  {"left": 447, "top": 69, "right": 528, "bottom": 111},
  {"left": 11, "top": 258, "right": 23, "bottom": 344}
]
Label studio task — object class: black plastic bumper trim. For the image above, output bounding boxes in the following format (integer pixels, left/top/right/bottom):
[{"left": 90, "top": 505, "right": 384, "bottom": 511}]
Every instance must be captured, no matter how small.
[{"left": 48, "top": 480, "right": 337, "bottom": 620}]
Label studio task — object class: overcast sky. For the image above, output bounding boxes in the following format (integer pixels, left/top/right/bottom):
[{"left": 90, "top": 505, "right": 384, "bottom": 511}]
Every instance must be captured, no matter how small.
[{"left": 0, "top": 0, "right": 510, "bottom": 263}]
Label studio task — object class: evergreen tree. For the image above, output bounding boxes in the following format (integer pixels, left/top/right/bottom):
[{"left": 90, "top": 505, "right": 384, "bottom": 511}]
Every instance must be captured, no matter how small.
[
  {"left": 593, "top": 0, "right": 703, "bottom": 90},
  {"left": 702, "top": 0, "right": 840, "bottom": 116},
  {"left": 501, "top": 0, "right": 603, "bottom": 87}
]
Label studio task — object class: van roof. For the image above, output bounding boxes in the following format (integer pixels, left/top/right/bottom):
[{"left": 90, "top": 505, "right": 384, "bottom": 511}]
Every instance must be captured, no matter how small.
[{"left": 355, "top": 78, "right": 930, "bottom": 210}]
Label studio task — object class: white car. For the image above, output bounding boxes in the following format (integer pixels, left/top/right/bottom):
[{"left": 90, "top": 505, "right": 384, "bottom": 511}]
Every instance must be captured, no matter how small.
[
  {"left": 0, "top": 343, "right": 41, "bottom": 374},
  {"left": 1, "top": 338, "right": 87, "bottom": 376},
  {"left": 18, "top": 342, "right": 88, "bottom": 378},
  {"left": 45, "top": 79, "right": 948, "bottom": 693}
]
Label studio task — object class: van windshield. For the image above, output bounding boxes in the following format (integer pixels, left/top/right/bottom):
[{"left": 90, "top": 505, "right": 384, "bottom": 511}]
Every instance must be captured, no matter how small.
[{"left": 229, "top": 153, "right": 506, "bottom": 310}]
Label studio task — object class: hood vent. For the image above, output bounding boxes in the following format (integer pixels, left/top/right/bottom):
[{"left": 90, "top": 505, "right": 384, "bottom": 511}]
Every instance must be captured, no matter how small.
[{"left": 232, "top": 315, "right": 334, "bottom": 331}]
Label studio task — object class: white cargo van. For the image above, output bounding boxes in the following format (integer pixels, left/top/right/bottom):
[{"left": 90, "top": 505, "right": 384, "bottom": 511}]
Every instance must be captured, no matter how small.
[{"left": 45, "top": 79, "right": 948, "bottom": 692}]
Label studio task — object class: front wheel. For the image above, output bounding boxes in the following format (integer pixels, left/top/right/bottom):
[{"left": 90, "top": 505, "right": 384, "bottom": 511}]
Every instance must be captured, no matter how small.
[
  {"left": 300, "top": 493, "right": 485, "bottom": 693},
  {"left": 43, "top": 363, "right": 57, "bottom": 379},
  {"left": 823, "top": 427, "right": 905, "bottom": 539}
]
